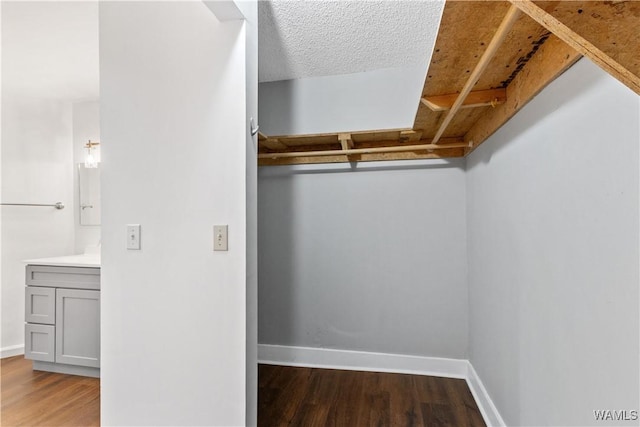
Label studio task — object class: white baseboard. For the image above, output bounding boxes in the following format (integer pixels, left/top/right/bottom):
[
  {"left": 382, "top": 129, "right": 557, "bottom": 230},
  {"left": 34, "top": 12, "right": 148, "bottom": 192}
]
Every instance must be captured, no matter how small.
[
  {"left": 257, "top": 344, "right": 505, "bottom": 427},
  {"left": 465, "top": 362, "right": 506, "bottom": 427},
  {"left": 1, "top": 344, "right": 24, "bottom": 359},
  {"left": 258, "top": 344, "right": 468, "bottom": 379}
]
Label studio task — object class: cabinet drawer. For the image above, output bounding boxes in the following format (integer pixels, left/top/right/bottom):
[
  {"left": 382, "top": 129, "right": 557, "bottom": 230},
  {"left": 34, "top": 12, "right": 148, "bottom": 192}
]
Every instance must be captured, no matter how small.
[
  {"left": 56, "top": 289, "right": 100, "bottom": 368},
  {"left": 26, "top": 265, "right": 100, "bottom": 290},
  {"left": 25, "top": 287, "right": 56, "bottom": 325},
  {"left": 25, "top": 324, "right": 55, "bottom": 362}
]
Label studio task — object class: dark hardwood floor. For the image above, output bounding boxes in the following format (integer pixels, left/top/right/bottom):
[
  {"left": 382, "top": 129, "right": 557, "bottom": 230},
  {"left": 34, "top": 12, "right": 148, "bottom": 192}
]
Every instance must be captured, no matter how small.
[
  {"left": 1, "top": 356, "right": 100, "bottom": 426},
  {"left": 258, "top": 364, "right": 486, "bottom": 427},
  {"left": 2, "top": 357, "right": 485, "bottom": 427}
]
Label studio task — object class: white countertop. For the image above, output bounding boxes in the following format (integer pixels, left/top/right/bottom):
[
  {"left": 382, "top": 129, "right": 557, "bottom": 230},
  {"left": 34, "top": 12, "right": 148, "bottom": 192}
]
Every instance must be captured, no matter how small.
[{"left": 24, "top": 254, "right": 101, "bottom": 268}]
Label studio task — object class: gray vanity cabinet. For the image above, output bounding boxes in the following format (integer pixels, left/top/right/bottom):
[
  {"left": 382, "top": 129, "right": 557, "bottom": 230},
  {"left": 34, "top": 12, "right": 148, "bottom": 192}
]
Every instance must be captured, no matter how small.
[
  {"left": 25, "top": 286, "right": 56, "bottom": 324},
  {"left": 55, "top": 289, "right": 100, "bottom": 368},
  {"left": 25, "top": 323, "right": 55, "bottom": 362},
  {"left": 24, "top": 265, "right": 100, "bottom": 377}
]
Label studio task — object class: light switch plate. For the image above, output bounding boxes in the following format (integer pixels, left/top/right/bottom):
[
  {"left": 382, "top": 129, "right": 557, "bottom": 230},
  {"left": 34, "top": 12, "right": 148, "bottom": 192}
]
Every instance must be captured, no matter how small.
[
  {"left": 214, "top": 225, "right": 228, "bottom": 251},
  {"left": 127, "top": 224, "right": 141, "bottom": 250}
]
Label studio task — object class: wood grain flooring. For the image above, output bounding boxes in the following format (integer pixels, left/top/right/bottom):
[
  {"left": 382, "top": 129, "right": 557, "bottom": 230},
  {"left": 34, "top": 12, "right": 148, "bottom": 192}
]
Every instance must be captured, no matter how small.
[
  {"left": 1, "top": 356, "right": 100, "bottom": 426},
  {"left": 258, "top": 364, "right": 486, "bottom": 427},
  {"left": 2, "top": 357, "right": 486, "bottom": 427}
]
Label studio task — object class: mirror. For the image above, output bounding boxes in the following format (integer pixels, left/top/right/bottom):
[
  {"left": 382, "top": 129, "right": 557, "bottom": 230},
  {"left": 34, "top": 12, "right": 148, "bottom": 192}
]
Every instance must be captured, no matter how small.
[{"left": 78, "top": 164, "right": 101, "bottom": 225}]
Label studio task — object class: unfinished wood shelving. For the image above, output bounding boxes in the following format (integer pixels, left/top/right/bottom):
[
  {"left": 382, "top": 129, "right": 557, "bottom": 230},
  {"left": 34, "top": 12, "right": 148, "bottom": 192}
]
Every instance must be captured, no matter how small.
[
  {"left": 258, "top": 0, "right": 640, "bottom": 166},
  {"left": 420, "top": 88, "right": 507, "bottom": 112}
]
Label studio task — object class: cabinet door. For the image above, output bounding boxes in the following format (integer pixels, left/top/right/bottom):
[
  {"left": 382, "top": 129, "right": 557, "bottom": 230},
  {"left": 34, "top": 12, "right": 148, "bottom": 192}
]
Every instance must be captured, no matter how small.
[
  {"left": 25, "top": 287, "right": 56, "bottom": 325},
  {"left": 25, "top": 324, "right": 55, "bottom": 362},
  {"left": 55, "top": 289, "right": 100, "bottom": 368}
]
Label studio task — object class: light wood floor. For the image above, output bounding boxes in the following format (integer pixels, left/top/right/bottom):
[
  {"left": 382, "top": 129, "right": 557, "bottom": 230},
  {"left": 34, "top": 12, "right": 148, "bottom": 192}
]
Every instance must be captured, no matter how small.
[
  {"left": 1, "top": 356, "right": 100, "bottom": 426},
  {"left": 2, "top": 357, "right": 485, "bottom": 427}
]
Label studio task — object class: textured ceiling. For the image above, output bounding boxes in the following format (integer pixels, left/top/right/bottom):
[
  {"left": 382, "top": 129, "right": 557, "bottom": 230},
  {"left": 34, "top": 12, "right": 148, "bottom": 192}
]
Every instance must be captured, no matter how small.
[{"left": 259, "top": 0, "right": 445, "bottom": 82}]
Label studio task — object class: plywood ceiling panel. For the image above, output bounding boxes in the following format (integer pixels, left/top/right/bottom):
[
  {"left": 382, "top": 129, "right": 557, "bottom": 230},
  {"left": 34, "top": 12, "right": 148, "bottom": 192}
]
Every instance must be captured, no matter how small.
[
  {"left": 540, "top": 1, "right": 639, "bottom": 78},
  {"left": 258, "top": 0, "right": 639, "bottom": 166}
]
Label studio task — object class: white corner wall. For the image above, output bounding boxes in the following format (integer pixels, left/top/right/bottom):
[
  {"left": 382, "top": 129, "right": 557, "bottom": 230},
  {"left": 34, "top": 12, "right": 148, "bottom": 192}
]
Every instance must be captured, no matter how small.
[
  {"left": 235, "top": 0, "right": 259, "bottom": 424},
  {"left": 1, "top": 96, "right": 75, "bottom": 356},
  {"left": 99, "top": 2, "right": 250, "bottom": 425},
  {"left": 258, "top": 66, "right": 427, "bottom": 136},
  {"left": 258, "top": 160, "right": 468, "bottom": 359},
  {"left": 1, "top": 0, "right": 99, "bottom": 360},
  {"left": 466, "top": 59, "right": 639, "bottom": 426}
]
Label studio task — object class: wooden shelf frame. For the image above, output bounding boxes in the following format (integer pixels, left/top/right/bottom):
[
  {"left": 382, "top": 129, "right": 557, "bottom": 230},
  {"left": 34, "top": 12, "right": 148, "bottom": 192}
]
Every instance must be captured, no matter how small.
[
  {"left": 258, "top": 1, "right": 640, "bottom": 166},
  {"left": 431, "top": 5, "right": 521, "bottom": 145},
  {"left": 258, "top": 141, "right": 471, "bottom": 160},
  {"left": 421, "top": 88, "right": 507, "bottom": 112}
]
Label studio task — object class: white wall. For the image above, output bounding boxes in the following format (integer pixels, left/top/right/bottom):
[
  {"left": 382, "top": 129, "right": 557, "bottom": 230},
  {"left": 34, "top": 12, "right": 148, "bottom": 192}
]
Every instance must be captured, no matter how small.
[
  {"left": 72, "top": 100, "right": 100, "bottom": 253},
  {"left": 237, "top": 0, "right": 259, "bottom": 424},
  {"left": 1, "top": 96, "right": 75, "bottom": 355},
  {"left": 466, "top": 59, "right": 639, "bottom": 426},
  {"left": 0, "top": 0, "right": 3, "bottom": 358},
  {"left": 258, "top": 160, "right": 468, "bottom": 359},
  {"left": 1, "top": 0, "right": 99, "bottom": 359},
  {"left": 258, "top": 65, "right": 427, "bottom": 136},
  {"left": 100, "top": 2, "right": 251, "bottom": 425},
  {"left": 0, "top": 1, "right": 99, "bottom": 101}
]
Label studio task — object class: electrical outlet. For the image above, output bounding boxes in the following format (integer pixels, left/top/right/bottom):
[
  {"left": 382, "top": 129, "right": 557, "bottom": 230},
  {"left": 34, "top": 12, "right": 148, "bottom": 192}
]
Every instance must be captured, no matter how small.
[{"left": 214, "top": 225, "right": 228, "bottom": 251}]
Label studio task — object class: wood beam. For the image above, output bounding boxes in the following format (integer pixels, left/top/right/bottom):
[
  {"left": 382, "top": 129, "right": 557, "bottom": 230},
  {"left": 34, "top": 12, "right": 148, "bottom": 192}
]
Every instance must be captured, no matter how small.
[
  {"left": 509, "top": 0, "right": 640, "bottom": 95},
  {"left": 258, "top": 141, "right": 470, "bottom": 160},
  {"left": 399, "top": 130, "right": 422, "bottom": 142},
  {"left": 432, "top": 5, "right": 522, "bottom": 144},
  {"left": 266, "top": 128, "right": 411, "bottom": 141},
  {"left": 259, "top": 138, "right": 288, "bottom": 151},
  {"left": 258, "top": 148, "right": 465, "bottom": 166},
  {"left": 338, "top": 133, "right": 357, "bottom": 161},
  {"left": 464, "top": 34, "right": 581, "bottom": 155},
  {"left": 338, "top": 133, "right": 354, "bottom": 150},
  {"left": 421, "top": 88, "right": 507, "bottom": 112}
]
